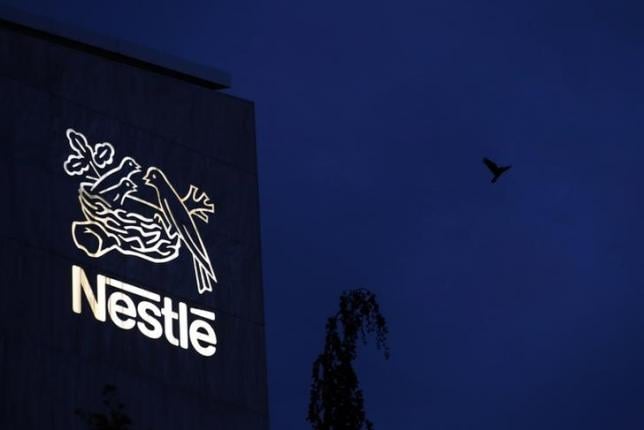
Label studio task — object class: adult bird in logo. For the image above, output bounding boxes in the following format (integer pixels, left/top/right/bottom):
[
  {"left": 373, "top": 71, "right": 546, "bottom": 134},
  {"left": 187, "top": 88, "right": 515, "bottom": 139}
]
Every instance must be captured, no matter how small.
[{"left": 143, "top": 167, "right": 217, "bottom": 294}]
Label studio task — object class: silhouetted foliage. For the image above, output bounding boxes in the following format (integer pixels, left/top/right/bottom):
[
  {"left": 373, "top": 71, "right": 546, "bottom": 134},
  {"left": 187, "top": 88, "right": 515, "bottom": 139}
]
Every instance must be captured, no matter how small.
[
  {"left": 308, "top": 289, "right": 390, "bottom": 430},
  {"left": 75, "top": 384, "right": 132, "bottom": 430}
]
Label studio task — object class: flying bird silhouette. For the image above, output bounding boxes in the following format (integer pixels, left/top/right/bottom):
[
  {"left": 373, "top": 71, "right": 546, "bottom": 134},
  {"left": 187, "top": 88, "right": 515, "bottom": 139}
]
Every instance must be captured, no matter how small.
[
  {"left": 91, "top": 157, "right": 141, "bottom": 193},
  {"left": 99, "top": 177, "right": 138, "bottom": 205},
  {"left": 483, "top": 157, "right": 511, "bottom": 183},
  {"left": 143, "top": 167, "right": 217, "bottom": 294}
]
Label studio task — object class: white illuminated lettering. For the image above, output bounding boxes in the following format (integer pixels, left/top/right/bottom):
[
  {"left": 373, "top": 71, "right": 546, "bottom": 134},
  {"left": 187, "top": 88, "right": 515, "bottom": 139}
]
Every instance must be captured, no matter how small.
[
  {"left": 70, "top": 265, "right": 218, "bottom": 357},
  {"left": 189, "top": 319, "right": 217, "bottom": 357},
  {"left": 190, "top": 308, "right": 215, "bottom": 320},
  {"left": 72, "top": 265, "right": 106, "bottom": 321},
  {"left": 178, "top": 302, "right": 189, "bottom": 349},
  {"left": 106, "top": 277, "right": 160, "bottom": 302},
  {"left": 162, "top": 297, "right": 180, "bottom": 347},
  {"left": 107, "top": 292, "right": 137, "bottom": 330},
  {"left": 64, "top": 129, "right": 223, "bottom": 357},
  {"left": 137, "top": 301, "right": 163, "bottom": 339}
]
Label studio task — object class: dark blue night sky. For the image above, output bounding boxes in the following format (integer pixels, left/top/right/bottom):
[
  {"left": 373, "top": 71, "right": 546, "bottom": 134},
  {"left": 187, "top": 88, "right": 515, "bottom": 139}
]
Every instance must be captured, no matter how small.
[{"left": 5, "top": 0, "right": 644, "bottom": 428}]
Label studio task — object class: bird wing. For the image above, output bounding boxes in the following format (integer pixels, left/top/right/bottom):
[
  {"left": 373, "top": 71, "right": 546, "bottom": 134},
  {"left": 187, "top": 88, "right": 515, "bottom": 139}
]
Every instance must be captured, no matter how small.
[
  {"left": 483, "top": 158, "right": 499, "bottom": 172},
  {"left": 160, "top": 195, "right": 214, "bottom": 273},
  {"left": 91, "top": 162, "right": 123, "bottom": 192},
  {"left": 98, "top": 178, "right": 125, "bottom": 195},
  {"left": 92, "top": 164, "right": 139, "bottom": 194}
]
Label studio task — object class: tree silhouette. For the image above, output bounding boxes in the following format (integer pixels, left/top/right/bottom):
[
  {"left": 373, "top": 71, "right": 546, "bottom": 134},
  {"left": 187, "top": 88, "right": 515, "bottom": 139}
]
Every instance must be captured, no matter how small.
[
  {"left": 75, "top": 384, "right": 132, "bottom": 430},
  {"left": 307, "top": 289, "right": 390, "bottom": 430}
]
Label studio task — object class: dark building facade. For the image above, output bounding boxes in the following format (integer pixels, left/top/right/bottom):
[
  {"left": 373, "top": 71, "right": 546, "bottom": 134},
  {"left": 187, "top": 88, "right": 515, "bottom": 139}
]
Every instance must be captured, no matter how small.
[{"left": 0, "top": 11, "right": 268, "bottom": 430}]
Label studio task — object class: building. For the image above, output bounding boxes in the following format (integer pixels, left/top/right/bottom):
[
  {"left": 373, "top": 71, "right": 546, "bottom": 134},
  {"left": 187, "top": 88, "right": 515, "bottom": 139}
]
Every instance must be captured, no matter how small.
[{"left": 0, "top": 7, "right": 268, "bottom": 429}]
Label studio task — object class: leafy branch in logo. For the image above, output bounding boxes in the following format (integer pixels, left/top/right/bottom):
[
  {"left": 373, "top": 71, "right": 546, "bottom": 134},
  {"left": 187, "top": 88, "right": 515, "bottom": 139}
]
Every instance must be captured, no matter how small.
[
  {"left": 63, "top": 129, "right": 115, "bottom": 179},
  {"left": 93, "top": 142, "right": 116, "bottom": 168}
]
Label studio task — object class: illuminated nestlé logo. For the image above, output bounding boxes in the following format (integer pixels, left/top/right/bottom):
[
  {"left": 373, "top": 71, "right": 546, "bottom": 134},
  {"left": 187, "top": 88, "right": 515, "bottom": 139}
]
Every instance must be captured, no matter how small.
[
  {"left": 63, "top": 128, "right": 217, "bottom": 294},
  {"left": 72, "top": 265, "right": 216, "bottom": 357},
  {"left": 63, "top": 129, "right": 219, "bottom": 357}
]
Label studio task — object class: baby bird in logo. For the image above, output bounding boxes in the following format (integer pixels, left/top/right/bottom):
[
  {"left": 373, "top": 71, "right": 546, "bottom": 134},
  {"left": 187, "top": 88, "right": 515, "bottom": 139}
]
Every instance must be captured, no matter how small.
[
  {"left": 90, "top": 156, "right": 141, "bottom": 193},
  {"left": 143, "top": 166, "right": 217, "bottom": 294},
  {"left": 99, "top": 177, "right": 138, "bottom": 205}
]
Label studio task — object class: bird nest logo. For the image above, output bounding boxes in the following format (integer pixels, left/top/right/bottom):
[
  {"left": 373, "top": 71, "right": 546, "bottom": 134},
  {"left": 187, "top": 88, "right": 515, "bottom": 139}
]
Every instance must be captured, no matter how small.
[{"left": 63, "top": 129, "right": 217, "bottom": 294}]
